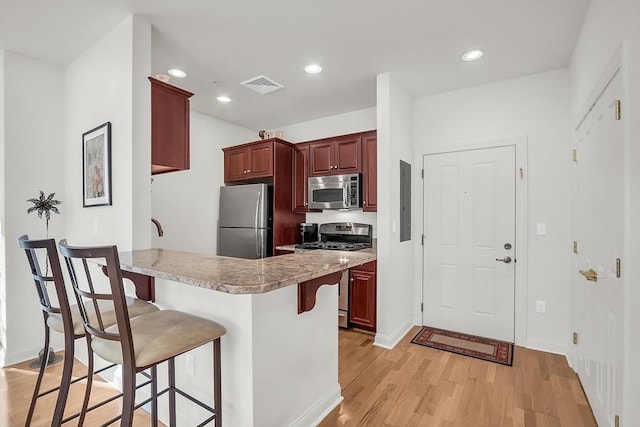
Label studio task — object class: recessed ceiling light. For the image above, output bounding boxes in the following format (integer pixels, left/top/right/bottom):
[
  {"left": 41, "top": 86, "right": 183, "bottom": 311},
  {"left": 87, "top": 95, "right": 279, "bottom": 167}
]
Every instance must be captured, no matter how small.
[
  {"left": 168, "top": 68, "right": 187, "bottom": 78},
  {"left": 216, "top": 96, "right": 231, "bottom": 103},
  {"left": 461, "top": 49, "right": 484, "bottom": 62},
  {"left": 304, "top": 64, "right": 322, "bottom": 74}
]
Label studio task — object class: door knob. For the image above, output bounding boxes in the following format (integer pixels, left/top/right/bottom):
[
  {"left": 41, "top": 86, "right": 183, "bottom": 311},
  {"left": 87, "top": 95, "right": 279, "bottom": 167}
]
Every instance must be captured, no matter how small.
[{"left": 496, "top": 256, "right": 512, "bottom": 263}]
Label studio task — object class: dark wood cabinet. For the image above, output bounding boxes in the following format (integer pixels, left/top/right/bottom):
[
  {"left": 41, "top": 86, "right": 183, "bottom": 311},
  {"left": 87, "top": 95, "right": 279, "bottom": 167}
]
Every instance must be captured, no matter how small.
[
  {"left": 349, "top": 261, "right": 376, "bottom": 332},
  {"left": 293, "top": 143, "right": 320, "bottom": 213},
  {"left": 222, "top": 138, "right": 305, "bottom": 253},
  {"left": 309, "top": 134, "right": 362, "bottom": 176},
  {"left": 149, "top": 77, "right": 194, "bottom": 175},
  {"left": 362, "top": 131, "right": 377, "bottom": 212},
  {"left": 224, "top": 141, "right": 274, "bottom": 182}
]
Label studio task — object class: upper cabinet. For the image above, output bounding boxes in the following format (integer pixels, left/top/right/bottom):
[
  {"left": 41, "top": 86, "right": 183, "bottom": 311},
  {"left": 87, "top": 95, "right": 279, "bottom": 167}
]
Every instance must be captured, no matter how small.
[
  {"left": 224, "top": 141, "right": 274, "bottom": 182},
  {"left": 309, "top": 134, "right": 362, "bottom": 176},
  {"left": 293, "top": 143, "right": 320, "bottom": 213},
  {"left": 149, "top": 77, "right": 194, "bottom": 175},
  {"left": 361, "top": 131, "right": 377, "bottom": 212}
]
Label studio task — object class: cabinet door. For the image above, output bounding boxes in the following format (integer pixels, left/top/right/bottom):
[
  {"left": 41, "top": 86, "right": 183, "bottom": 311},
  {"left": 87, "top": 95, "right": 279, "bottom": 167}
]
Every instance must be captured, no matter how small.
[
  {"left": 150, "top": 77, "right": 193, "bottom": 175},
  {"left": 362, "top": 132, "right": 377, "bottom": 212},
  {"left": 293, "top": 144, "right": 311, "bottom": 212},
  {"left": 247, "top": 142, "right": 273, "bottom": 178},
  {"left": 349, "top": 269, "right": 376, "bottom": 331},
  {"left": 334, "top": 135, "right": 362, "bottom": 174},
  {"left": 224, "top": 147, "right": 248, "bottom": 182},
  {"left": 309, "top": 139, "right": 334, "bottom": 176}
]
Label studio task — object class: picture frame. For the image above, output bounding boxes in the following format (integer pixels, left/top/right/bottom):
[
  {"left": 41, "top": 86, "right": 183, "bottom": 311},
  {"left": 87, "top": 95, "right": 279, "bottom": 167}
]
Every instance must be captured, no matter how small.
[{"left": 82, "top": 122, "right": 112, "bottom": 207}]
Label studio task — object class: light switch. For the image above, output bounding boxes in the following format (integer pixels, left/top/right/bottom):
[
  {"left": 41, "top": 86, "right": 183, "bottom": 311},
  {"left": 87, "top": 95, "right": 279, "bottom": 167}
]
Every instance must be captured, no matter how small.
[
  {"left": 535, "top": 300, "right": 546, "bottom": 313},
  {"left": 536, "top": 223, "right": 546, "bottom": 236}
]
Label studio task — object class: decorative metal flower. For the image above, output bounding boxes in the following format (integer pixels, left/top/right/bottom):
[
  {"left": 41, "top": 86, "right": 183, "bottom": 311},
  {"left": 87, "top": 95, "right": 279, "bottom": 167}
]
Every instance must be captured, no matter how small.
[{"left": 27, "top": 190, "right": 62, "bottom": 235}]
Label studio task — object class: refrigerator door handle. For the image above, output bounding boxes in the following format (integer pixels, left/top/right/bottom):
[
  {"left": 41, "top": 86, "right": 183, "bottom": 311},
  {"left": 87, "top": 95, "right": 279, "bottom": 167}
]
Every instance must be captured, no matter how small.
[{"left": 255, "top": 192, "right": 261, "bottom": 259}]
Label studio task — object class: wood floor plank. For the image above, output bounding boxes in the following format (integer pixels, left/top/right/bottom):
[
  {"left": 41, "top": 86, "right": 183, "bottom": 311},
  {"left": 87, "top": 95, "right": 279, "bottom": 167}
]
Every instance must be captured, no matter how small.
[
  {"left": 320, "top": 327, "right": 597, "bottom": 427},
  {"left": 3, "top": 327, "right": 597, "bottom": 427},
  {"left": 1, "top": 357, "right": 163, "bottom": 426}
]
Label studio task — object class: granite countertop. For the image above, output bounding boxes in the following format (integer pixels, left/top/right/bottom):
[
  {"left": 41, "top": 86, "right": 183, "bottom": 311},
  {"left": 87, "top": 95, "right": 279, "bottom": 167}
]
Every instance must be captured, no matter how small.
[{"left": 117, "top": 248, "right": 376, "bottom": 295}]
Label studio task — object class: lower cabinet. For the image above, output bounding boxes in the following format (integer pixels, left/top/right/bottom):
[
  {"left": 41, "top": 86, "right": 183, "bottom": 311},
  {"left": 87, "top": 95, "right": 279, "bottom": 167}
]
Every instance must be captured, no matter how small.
[{"left": 349, "top": 261, "right": 376, "bottom": 332}]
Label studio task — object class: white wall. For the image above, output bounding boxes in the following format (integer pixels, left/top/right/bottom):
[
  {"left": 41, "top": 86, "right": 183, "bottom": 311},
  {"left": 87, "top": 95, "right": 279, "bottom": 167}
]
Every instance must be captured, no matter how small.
[
  {"left": 412, "top": 69, "right": 572, "bottom": 353},
  {"left": 375, "top": 73, "right": 415, "bottom": 348},
  {"left": 151, "top": 111, "right": 255, "bottom": 253},
  {"left": 278, "top": 107, "right": 378, "bottom": 234},
  {"left": 1, "top": 51, "right": 66, "bottom": 365},
  {"left": 0, "top": 50, "right": 5, "bottom": 364},
  {"left": 65, "top": 16, "right": 151, "bottom": 251},
  {"left": 569, "top": 1, "right": 640, "bottom": 424}
]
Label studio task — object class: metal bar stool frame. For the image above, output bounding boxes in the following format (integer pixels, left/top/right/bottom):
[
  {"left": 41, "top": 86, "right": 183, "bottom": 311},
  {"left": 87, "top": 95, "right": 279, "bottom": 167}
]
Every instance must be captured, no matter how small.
[
  {"left": 59, "top": 240, "right": 224, "bottom": 427},
  {"left": 18, "top": 235, "right": 116, "bottom": 426}
]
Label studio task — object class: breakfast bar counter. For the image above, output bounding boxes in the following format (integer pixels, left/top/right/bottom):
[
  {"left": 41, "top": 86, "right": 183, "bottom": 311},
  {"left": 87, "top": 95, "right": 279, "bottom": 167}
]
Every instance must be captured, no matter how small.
[
  {"left": 113, "top": 248, "right": 376, "bottom": 427},
  {"left": 117, "top": 247, "right": 376, "bottom": 294}
]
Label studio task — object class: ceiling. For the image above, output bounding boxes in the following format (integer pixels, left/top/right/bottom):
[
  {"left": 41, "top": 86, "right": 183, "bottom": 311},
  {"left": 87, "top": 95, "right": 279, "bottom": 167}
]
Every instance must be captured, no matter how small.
[{"left": 0, "top": 0, "right": 590, "bottom": 131}]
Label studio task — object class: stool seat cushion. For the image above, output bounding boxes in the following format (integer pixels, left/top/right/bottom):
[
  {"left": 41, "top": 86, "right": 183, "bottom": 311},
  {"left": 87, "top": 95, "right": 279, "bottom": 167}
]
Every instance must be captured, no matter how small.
[
  {"left": 47, "top": 297, "right": 159, "bottom": 336},
  {"left": 92, "top": 310, "right": 227, "bottom": 369}
]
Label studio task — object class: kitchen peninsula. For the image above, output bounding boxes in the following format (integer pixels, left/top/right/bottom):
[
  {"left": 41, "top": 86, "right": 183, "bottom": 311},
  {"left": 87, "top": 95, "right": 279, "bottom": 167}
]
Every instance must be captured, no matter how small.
[{"left": 115, "top": 248, "right": 376, "bottom": 426}]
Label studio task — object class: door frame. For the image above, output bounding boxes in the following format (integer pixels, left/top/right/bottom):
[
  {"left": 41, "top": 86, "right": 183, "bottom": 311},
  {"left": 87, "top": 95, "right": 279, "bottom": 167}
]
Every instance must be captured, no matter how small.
[{"left": 421, "top": 136, "right": 528, "bottom": 346}]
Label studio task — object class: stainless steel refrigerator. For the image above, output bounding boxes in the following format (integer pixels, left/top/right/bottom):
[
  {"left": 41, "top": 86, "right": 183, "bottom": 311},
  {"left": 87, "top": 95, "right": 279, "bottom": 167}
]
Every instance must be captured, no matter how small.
[{"left": 217, "top": 184, "right": 272, "bottom": 259}]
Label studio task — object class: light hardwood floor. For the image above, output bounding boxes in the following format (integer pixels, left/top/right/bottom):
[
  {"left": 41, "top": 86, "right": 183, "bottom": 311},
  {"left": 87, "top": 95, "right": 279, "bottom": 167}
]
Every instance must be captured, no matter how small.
[
  {"left": 0, "top": 357, "right": 160, "bottom": 426},
  {"left": 321, "top": 326, "right": 597, "bottom": 427},
  {"left": 2, "top": 327, "right": 596, "bottom": 426}
]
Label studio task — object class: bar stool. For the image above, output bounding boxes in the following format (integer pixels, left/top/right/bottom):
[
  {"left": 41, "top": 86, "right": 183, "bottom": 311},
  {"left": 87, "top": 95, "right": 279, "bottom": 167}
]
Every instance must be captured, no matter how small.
[
  {"left": 17, "top": 235, "right": 159, "bottom": 426},
  {"left": 59, "top": 239, "right": 226, "bottom": 427}
]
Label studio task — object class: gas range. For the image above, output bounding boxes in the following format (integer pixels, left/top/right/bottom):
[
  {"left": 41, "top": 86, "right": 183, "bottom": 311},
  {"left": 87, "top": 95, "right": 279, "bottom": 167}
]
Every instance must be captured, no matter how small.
[
  {"left": 296, "top": 241, "right": 371, "bottom": 251},
  {"left": 295, "top": 222, "right": 372, "bottom": 251}
]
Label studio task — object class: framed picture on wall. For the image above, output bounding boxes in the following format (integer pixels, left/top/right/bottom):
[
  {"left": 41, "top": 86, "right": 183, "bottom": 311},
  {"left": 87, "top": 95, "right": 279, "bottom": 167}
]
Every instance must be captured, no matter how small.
[{"left": 82, "top": 122, "right": 112, "bottom": 207}]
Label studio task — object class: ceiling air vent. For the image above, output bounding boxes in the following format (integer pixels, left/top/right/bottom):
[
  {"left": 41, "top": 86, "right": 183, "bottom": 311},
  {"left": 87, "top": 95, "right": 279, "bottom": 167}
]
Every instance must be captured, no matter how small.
[{"left": 241, "top": 75, "right": 284, "bottom": 95}]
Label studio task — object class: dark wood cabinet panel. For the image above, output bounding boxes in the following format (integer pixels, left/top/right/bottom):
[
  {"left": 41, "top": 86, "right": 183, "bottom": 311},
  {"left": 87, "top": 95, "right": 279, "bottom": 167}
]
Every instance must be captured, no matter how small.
[
  {"left": 362, "top": 131, "right": 377, "bottom": 212},
  {"left": 223, "top": 141, "right": 274, "bottom": 182},
  {"left": 309, "top": 136, "right": 362, "bottom": 176},
  {"left": 293, "top": 143, "right": 320, "bottom": 213},
  {"left": 349, "top": 261, "right": 376, "bottom": 332},
  {"left": 149, "top": 77, "right": 194, "bottom": 175},
  {"left": 224, "top": 147, "right": 249, "bottom": 182},
  {"left": 247, "top": 142, "right": 274, "bottom": 178},
  {"left": 309, "top": 139, "right": 334, "bottom": 176},
  {"left": 334, "top": 135, "right": 362, "bottom": 174}
]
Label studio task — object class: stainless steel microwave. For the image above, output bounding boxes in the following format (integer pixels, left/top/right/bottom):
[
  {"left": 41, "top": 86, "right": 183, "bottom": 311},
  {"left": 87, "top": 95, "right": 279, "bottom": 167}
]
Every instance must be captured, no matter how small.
[{"left": 308, "top": 173, "right": 362, "bottom": 210}]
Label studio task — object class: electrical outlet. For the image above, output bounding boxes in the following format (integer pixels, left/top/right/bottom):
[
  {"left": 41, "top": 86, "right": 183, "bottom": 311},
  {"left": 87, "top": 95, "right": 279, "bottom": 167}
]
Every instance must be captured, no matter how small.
[
  {"left": 535, "top": 300, "right": 546, "bottom": 313},
  {"left": 185, "top": 353, "right": 195, "bottom": 375}
]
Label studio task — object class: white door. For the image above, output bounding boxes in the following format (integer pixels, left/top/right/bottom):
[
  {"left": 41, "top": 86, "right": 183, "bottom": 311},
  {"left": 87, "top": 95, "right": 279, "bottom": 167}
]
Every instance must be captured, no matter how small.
[
  {"left": 575, "top": 70, "right": 624, "bottom": 427},
  {"left": 423, "top": 146, "right": 516, "bottom": 342}
]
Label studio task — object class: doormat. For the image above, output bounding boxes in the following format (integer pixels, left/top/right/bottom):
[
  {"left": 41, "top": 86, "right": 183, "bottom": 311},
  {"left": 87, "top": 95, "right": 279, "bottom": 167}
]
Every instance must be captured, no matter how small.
[{"left": 411, "top": 326, "right": 513, "bottom": 366}]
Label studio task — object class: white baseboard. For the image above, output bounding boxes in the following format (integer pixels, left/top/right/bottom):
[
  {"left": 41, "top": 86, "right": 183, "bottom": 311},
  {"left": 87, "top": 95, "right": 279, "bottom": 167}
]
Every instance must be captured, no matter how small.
[
  {"left": 374, "top": 318, "right": 414, "bottom": 349},
  {"left": 565, "top": 345, "right": 577, "bottom": 371},
  {"left": 290, "top": 383, "right": 343, "bottom": 427},
  {"left": 3, "top": 337, "right": 64, "bottom": 367},
  {"left": 525, "top": 337, "right": 567, "bottom": 356}
]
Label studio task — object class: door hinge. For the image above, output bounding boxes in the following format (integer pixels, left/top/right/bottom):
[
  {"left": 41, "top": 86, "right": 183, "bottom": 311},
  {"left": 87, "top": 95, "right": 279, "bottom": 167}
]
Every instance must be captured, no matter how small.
[
  {"left": 616, "top": 258, "right": 621, "bottom": 278},
  {"left": 573, "top": 332, "right": 578, "bottom": 345},
  {"left": 615, "top": 414, "right": 620, "bottom": 427},
  {"left": 421, "top": 234, "right": 424, "bottom": 246},
  {"left": 421, "top": 302, "right": 424, "bottom": 312},
  {"left": 615, "top": 100, "right": 621, "bottom": 120},
  {"left": 572, "top": 149, "right": 578, "bottom": 162},
  {"left": 519, "top": 168, "right": 524, "bottom": 179},
  {"left": 573, "top": 241, "right": 578, "bottom": 253},
  {"left": 421, "top": 169, "right": 424, "bottom": 179}
]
